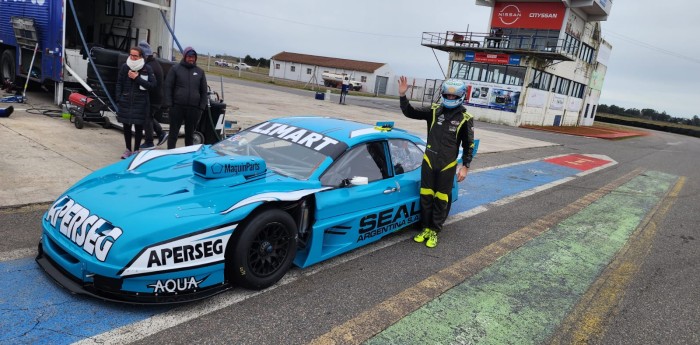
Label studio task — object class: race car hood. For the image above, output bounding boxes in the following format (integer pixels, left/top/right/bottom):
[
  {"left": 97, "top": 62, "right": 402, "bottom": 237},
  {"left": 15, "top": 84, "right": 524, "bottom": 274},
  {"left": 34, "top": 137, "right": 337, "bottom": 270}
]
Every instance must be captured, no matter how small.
[{"left": 42, "top": 145, "right": 323, "bottom": 276}]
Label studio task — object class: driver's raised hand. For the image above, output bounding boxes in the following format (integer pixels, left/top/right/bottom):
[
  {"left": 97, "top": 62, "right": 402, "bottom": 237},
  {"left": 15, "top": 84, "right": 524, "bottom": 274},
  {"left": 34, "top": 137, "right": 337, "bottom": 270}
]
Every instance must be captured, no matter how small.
[{"left": 398, "top": 76, "right": 409, "bottom": 97}]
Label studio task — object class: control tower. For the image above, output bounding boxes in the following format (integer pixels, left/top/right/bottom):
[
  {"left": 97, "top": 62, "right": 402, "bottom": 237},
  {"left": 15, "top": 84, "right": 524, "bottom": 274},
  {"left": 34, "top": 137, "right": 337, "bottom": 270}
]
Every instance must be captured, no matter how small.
[{"left": 422, "top": 0, "right": 613, "bottom": 126}]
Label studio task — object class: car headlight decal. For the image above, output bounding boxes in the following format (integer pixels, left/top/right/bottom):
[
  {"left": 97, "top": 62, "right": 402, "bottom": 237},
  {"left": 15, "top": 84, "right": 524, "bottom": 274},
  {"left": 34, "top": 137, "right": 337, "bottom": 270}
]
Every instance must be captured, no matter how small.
[{"left": 45, "top": 196, "right": 123, "bottom": 262}]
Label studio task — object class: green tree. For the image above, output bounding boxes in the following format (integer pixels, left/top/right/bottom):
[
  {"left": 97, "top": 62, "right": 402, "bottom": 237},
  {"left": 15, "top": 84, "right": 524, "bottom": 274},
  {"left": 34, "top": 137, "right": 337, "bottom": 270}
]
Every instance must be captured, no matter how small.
[
  {"left": 641, "top": 108, "right": 657, "bottom": 119},
  {"left": 609, "top": 104, "right": 624, "bottom": 116},
  {"left": 243, "top": 55, "right": 256, "bottom": 65},
  {"left": 256, "top": 57, "right": 270, "bottom": 68},
  {"left": 655, "top": 111, "right": 671, "bottom": 122},
  {"left": 624, "top": 108, "right": 641, "bottom": 117}
]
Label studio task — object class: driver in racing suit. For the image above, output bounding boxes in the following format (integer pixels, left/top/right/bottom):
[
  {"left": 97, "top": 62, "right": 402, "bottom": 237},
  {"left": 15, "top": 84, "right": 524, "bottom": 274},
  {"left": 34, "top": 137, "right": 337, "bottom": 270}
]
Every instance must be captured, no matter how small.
[{"left": 398, "top": 77, "right": 474, "bottom": 248}]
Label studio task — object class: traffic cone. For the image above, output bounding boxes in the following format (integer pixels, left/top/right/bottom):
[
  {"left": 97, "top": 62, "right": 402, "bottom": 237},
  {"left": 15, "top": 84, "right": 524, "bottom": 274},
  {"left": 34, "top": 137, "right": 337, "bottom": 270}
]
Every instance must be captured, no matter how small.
[{"left": 0, "top": 106, "right": 13, "bottom": 117}]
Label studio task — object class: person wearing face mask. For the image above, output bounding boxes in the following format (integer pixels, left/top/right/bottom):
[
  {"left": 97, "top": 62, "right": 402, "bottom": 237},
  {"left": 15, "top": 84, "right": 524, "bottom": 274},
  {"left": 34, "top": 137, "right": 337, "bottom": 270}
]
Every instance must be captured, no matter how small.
[
  {"left": 397, "top": 76, "right": 475, "bottom": 248},
  {"left": 163, "top": 46, "right": 208, "bottom": 149},
  {"left": 115, "top": 46, "right": 156, "bottom": 159}
]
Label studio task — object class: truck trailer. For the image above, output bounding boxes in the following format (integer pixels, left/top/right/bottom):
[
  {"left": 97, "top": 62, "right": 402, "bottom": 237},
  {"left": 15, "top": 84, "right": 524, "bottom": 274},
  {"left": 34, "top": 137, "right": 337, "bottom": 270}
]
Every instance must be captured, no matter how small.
[
  {"left": 321, "top": 72, "right": 363, "bottom": 91},
  {"left": 0, "top": 0, "right": 175, "bottom": 105}
]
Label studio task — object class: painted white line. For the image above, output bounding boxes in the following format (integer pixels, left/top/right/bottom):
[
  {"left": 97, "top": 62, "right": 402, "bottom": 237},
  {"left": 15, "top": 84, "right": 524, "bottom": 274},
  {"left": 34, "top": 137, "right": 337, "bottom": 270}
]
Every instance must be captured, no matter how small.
[
  {"left": 575, "top": 156, "right": 618, "bottom": 177},
  {"left": 491, "top": 176, "right": 575, "bottom": 207},
  {"left": 445, "top": 206, "right": 488, "bottom": 226}
]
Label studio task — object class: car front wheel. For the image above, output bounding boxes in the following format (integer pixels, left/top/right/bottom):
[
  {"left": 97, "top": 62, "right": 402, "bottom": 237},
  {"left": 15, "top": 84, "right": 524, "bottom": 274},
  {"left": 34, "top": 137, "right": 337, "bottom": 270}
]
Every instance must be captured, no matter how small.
[{"left": 229, "top": 209, "right": 297, "bottom": 289}]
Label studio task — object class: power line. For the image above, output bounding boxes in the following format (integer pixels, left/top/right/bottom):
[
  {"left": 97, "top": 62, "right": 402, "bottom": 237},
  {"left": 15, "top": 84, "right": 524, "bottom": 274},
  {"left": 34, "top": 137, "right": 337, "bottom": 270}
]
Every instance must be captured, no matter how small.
[
  {"left": 604, "top": 30, "right": 700, "bottom": 65},
  {"left": 195, "top": 0, "right": 419, "bottom": 40}
]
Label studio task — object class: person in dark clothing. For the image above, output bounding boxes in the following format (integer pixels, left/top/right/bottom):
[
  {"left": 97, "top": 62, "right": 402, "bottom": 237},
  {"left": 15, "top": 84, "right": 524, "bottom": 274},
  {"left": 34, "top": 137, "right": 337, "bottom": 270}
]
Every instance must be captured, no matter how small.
[
  {"left": 491, "top": 28, "right": 504, "bottom": 48},
  {"left": 339, "top": 76, "right": 349, "bottom": 104},
  {"left": 137, "top": 41, "right": 168, "bottom": 149},
  {"left": 115, "top": 46, "right": 156, "bottom": 159},
  {"left": 164, "top": 46, "right": 208, "bottom": 149},
  {"left": 398, "top": 76, "right": 475, "bottom": 248}
]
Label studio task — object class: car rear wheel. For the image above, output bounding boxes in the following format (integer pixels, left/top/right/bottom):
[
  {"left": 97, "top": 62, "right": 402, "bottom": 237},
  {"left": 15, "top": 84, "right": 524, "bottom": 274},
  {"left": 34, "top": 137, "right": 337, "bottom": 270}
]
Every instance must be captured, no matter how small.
[{"left": 229, "top": 209, "right": 297, "bottom": 289}]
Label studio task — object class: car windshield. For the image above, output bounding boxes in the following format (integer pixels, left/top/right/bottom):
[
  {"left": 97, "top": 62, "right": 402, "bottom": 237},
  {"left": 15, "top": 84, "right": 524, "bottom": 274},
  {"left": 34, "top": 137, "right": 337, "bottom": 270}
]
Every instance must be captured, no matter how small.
[{"left": 211, "top": 130, "right": 328, "bottom": 180}]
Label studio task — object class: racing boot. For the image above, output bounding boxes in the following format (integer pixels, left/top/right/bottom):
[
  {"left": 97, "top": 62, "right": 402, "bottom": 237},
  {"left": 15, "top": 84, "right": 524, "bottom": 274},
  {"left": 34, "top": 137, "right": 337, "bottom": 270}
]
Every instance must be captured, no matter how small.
[
  {"left": 425, "top": 230, "right": 438, "bottom": 248},
  {"left": 414, "top": 227, "right": 432, "bottom": 243}
]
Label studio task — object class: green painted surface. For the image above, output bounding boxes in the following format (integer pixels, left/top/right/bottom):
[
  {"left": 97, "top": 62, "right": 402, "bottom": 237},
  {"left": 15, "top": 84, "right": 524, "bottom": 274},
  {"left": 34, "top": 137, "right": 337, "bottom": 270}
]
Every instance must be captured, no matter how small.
[{"left": 367, "top": 171, "right": 676, "bottom": 345}]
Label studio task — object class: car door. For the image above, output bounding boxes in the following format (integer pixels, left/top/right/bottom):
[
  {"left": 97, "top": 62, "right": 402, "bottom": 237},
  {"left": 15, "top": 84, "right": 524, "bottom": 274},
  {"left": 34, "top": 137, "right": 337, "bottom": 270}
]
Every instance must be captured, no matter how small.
[{"left": 296, "top": 140, "right": 422, "bottom": 267}]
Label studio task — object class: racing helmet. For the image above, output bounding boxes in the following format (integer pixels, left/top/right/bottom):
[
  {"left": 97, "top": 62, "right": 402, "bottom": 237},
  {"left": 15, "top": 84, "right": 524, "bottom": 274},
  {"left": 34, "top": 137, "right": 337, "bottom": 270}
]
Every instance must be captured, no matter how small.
[{"left": 441, "top": 79, "right": 467, "bottom": 108}]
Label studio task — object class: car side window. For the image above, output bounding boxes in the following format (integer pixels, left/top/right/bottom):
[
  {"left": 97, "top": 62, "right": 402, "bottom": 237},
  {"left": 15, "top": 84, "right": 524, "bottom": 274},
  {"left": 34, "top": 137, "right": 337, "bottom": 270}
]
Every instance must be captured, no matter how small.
[
  {"left": 389, "top": 139, "right": 422, "bottom": 174},
  {"left": 320, "top": 142, "right": 389, "bottom": 187}
]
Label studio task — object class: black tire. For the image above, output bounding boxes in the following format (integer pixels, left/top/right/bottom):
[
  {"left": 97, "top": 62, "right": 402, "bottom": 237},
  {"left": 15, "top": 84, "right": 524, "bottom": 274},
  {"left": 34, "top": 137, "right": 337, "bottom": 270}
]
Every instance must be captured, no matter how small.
[
  {"left": 157, "top": 58, "right": 175, "bottom": 78},
  {"left": 87, "top": 64, "right": 119, "bottom": 82},
  {"left": 233, "top": 66, "right": 239, "bottom": 70},
  {"left": 1, "top": 49, "right": 16, "bottom": 84},
  {"left": 229, "top": 209, "right": 297, "bottom": 289},
  {"left": 74, "top": 115, "right": 84, "bottom": 129},
  {"left": 90, "top": 47, "right": 121, "bottom": 66},
  {"left": 117, "top": 52, "right": 129, "bottom": 67},
  {"left": 101, "top": 116, "right": 111, "bottom": 129},
  {"left": 192, "top": 131, "right": 204, "bottom": 145},
  {"left": 87, "top": 79, "right": 116, "bottom": 98}
]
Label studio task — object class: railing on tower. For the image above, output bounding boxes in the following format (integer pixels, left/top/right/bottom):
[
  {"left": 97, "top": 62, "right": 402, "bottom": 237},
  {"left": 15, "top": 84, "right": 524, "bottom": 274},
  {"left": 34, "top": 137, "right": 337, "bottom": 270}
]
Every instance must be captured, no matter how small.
[{"left": 421, "top": 31, "right": 577, "bottom": 61}]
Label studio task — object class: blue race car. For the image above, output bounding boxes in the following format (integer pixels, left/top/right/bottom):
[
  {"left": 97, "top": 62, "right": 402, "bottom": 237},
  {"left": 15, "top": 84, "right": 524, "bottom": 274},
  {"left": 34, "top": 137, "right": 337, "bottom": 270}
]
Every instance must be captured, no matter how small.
[{"left": 36, "top": 116, "right": 459, "bottom": 303}]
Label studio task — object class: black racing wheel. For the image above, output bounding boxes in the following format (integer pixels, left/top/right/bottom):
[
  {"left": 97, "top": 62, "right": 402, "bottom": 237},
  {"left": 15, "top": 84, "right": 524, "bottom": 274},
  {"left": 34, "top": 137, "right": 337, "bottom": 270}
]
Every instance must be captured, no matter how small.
[{"left": 228, "top": 209, "right": 297, "bottom": 289}]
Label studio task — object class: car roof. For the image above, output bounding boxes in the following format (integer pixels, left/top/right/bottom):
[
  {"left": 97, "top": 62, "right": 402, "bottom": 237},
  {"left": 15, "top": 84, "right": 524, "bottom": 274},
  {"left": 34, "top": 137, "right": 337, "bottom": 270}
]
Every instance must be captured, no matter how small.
[{"left": 268, "top": 116, "right": 421, "bottom": 147}]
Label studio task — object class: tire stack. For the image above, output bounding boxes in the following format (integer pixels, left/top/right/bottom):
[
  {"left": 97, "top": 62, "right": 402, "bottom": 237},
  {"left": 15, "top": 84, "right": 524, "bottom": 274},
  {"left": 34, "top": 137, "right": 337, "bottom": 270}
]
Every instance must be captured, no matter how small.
[
  {"left": 87, "top": 47, "right": 121, "bottom": 100},
  {"left": 157, "top": 57, "right": 175, "bottom": 80},
  {"left": 87, "top": 47, "right": 176, "bottom": 103}
]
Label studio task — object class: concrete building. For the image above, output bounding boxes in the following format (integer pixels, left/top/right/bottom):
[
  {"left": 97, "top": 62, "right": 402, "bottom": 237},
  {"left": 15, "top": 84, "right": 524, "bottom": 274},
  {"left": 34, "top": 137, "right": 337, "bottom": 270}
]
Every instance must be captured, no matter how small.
[
  {"left": 269, "top": 52, "right": 396, "bottom": 95},
  {"left": 422, "top": 0, "right": 613, "bottom": 126}
]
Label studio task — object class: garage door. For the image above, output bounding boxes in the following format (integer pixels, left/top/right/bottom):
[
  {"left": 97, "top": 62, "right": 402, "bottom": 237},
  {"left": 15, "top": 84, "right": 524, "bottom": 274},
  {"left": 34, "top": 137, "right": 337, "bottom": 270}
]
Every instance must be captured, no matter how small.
[{"left": 374, "top": 76, "right": 388, "bottom": 95}]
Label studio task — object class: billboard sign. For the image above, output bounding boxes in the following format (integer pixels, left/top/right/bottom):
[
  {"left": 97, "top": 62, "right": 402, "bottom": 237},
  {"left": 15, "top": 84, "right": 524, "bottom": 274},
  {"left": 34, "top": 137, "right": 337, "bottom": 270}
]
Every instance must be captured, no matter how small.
[
  {"left": 491, "top": 2, "right": 566, "bottom": 30},
  {"left": 465, "top": 52, "right": 521, "bottom": 65},
  {"left": 465, "top": 80, "right": 522, "bottom": 113}
]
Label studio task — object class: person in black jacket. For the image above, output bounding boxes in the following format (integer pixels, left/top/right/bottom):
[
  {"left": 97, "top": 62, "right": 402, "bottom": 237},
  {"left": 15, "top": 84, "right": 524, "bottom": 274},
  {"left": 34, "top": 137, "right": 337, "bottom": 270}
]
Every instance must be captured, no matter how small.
[
  {"left": 164, "top": 46, "right": 208, "bottom": 149},
  {"left": 398, "top": 76, "right": 475, "bottom": 248},
  {"left": 137, "top": 41, "right": 168, "bottom": 149},
  {"left": 115, "top": 46, "right": 156, "bottom": 159}
]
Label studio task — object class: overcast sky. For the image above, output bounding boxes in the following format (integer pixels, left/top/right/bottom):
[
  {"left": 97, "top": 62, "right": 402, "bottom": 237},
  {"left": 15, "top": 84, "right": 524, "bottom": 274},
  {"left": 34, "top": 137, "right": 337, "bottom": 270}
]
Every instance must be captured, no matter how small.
[{"left": 173, "top": 0, "right": 700, "bottom": 119}]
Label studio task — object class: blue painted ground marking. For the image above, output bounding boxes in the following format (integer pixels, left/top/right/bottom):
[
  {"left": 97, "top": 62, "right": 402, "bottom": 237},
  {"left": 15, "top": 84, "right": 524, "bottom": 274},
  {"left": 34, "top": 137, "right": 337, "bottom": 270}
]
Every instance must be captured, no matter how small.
[
  {"left": 451, "top": 161, "right": 580, "bottom": 214},
  {"left": 0, "top": 258, "right": 167, "bottom": 345}
]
